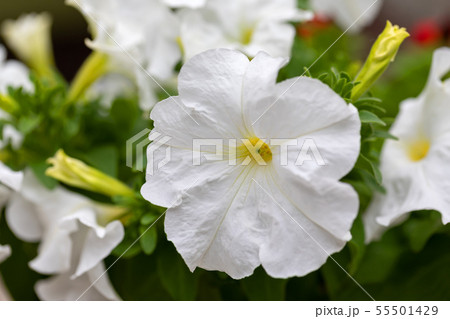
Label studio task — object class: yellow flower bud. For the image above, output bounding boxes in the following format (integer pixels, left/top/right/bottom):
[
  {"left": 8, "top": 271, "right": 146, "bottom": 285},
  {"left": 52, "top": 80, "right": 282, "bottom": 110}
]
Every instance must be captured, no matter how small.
[
  {"left": 351, "top": 21, "right": 409, "bottom": 100},
  {"left": 46, "top": 149, "right": 135, "bottom": 198},
  {"left": 1, "top": 13, "right": 56, "bottom": 78},
  {"left": 67, "top": 51, "right": 110, "bottom": 103},
  {"left": 0, "top": 95, "right": 20, "bottom": 114}
]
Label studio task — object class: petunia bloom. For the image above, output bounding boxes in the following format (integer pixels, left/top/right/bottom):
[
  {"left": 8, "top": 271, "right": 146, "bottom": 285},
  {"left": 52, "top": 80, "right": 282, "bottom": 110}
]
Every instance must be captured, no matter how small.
[
  {"left": 141, "top": 49, "right": 361, "bottom": 279},
  {"left": 364, "top": 47, "right": 450, "bottom": 242},
  {"left": 178, "top": 0, "right": 312, "bottom": 60},
  {"left": 67, "top": 0, "right": 181, "bottom": 110},
  {"left": 310, "top": 0, "right": 383, "bottom": 33},
  {"left": 1, "top": 13, "right": 55, "bottom": 77},
  {"left": 6, "top": 171, "right": 124, "bottom": 300}
]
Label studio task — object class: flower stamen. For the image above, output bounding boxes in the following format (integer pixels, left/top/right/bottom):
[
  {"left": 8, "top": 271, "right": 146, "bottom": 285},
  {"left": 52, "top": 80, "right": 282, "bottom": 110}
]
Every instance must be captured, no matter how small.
[{"left": 407, "top": 139, "right": 430, "bottom": 162}]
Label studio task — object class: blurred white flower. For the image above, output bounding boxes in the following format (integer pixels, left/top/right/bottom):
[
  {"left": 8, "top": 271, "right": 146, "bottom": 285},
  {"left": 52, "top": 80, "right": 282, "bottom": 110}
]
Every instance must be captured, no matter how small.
[
  {"left": 0, "top": 45, "right": 33, "bottom": 94},
  {"left": 364, "top": 47, "right": 450, "bottom": 242},
  {"left": 141, "top": 49, "right": 360, "bottom": 279},
  {"left": 0, "top": 162, "right": 23, "bottom": 263},
  {"left": 66, "top": 0, "right": 181, "bottom": 79},
  {"left": 179, "top": 0, "right": 312, "bottom": 60},
  {"left": 6, "top": 171, "right": 124, "bottom": 300},
  {"left": 85, "top": 73, "right": 136, "bottom": 108},
  {"left": 1, "top": 13, "right": 55, "bottom": 77},
  {"left": 310, "top": 0, "right": 383, "bottom": 33},
  {"left": 0, "top": 45, "right": 32, "bottom": 150},
  {"left": 162, "top": 0, "right": 206, "bottom": 8},
  {"left": 35, "top": 263, "right": 120, "bottom": 301}
]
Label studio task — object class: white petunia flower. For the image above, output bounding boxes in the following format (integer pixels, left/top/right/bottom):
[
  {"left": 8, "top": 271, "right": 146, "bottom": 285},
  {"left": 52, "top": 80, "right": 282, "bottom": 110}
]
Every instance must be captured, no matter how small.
[
  {"left": 6, "top": 171, "right": 123, "bottom": 300},
  {"left": 310, "top": 0, "right": 383, "bottom": 33},
  {"left": 179, "top": 0, "right": 312, "bottom": 60},
  {"left": 67, "top": 0, "right": 181, "bottom": 110},
  {"left": 1, "top": 13, "right": 55, "bottom": 77},
  {"left": 162, "top": 0, "right": 206, "bottom": 8},
  {"left": 0, "top": 162, "right": 23, "bottom": 264},
  {"left": 0, "top": 45, "right": 32, "bottom": 150},
  {"left": 0, "top": 45, "right": 33, "bottom": 94},
  {"left": 364, "top": 47, "right": 450, "bottom": 242},
  {"left": 141, "top": 49, "right": 361, "bottom": 279},
  {"left": 67, "top": 0, "right": 181, "bottom": 79}
]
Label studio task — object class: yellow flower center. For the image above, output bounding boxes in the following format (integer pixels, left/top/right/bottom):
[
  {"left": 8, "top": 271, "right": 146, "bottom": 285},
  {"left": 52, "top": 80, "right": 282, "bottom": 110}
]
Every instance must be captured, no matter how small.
[
  {"left": 238, "top": 137, "right": 272, "bottom": 164},
  {"left": 407, "top": 139, "right": 430, "bottom": 162},
  {"left": 240, "top": 27, "right": 254, "bottom": 45}
]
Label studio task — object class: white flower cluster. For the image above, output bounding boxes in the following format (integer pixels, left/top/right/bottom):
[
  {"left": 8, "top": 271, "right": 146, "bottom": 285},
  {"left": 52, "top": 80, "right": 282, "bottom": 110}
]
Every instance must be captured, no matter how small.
[{"left": 0, "top": 0, "right": 449, "bottom": 302}]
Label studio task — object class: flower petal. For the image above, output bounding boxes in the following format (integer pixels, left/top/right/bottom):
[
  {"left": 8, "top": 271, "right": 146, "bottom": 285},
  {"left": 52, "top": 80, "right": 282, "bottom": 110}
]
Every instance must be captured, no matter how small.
[
  {"left": 178, "top": 49, "right": 250, "bottom": 138},
  {"left": 256, "top": 170, "right": 353, "bottom": 278},
  {"left": 35, "top": 263, "right": 120, "bottom": 301},
  {"left": 70, "top": 210, "right": 124, "bottom": 277},
  {"left": 165, "top": 165, "right": 264, "bottom": 279}
]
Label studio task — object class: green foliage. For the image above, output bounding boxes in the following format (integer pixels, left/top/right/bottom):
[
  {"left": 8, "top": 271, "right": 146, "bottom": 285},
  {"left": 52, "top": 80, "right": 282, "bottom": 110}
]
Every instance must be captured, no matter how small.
[{"left": 241, "top": 267, "right": 286, "bottom": 301}]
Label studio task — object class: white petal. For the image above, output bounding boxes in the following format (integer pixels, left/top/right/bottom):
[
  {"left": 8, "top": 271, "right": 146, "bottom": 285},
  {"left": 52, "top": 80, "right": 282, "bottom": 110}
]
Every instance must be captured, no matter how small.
[
  {"left": 70, "top": 210, "right": 124, "bottom": 277},
  {"left": 30, "top": 224, "right": 74, "bottom": 274},
  {"left": 0, "top": 245, "right": 11, "bottom": 263},
  {"left": 6, "top": 192, "right": 43, "bottom": 242},
  {"left": 143, "top": 96, "right": 237, "bottom": 207},
  {"left": 249, "top": 77, "right": 358, "bottom": 152},
  {"left": 0, "top": 59, "right": 33, "bottom": 93},
  {"left": 35, "top": 263, "right": 120, "bottom": 301},
  {"left": 0, "top": 162, "right": 23, "bottom": 191},
  {"left": 256, "top": 169, "right": 356, "bottom": 278},
  {"left": 244, "top": 22, "right": 295, "bottom": 58},
  {"left": 273, "top": 164, "right": 358, "bottom": 241},
  {"left": 162, "top": 0, "right": 206, "bottom": 8},
  {"left": 165, "top": 165, "right": 265, "bottom": 279},
  {"left": 311, "top": 0, "right": 383, "bottom": 33},
  {"left": 426, "top": 47, "right": 450, "bottom": 91},
  {"left": 178, "top": 49, "right": 250, "bottom": 138}
]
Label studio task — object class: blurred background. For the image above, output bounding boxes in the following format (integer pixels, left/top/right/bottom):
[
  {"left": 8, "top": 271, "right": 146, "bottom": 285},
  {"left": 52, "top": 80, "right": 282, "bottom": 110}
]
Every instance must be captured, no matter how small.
[{"left": 0, "top": 0, "right": 449, "bottom": 81}]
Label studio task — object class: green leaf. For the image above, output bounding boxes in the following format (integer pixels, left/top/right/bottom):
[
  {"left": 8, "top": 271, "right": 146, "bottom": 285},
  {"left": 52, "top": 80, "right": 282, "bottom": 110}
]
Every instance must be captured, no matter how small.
[
  {"left": 139, "top": 226, "right": 157, "bottom": 255},
  {"left": 18, "top": 116, "right": 42, "bottom": 135},
  {"left": 241, "top": 267, "right": 286, "bottom": 300},
  {"left": 348, "top": 215, "right": 366, "bottom": 274},
  {"left": 157, "top": 241, "right": 199, "bottom": 300},
  {"left": 359, "top": 154, "right": 382, "bottom": 185},
  {"left": 359, "top": 110, "right": 386, "bottom": 126},
  {"left": 402, "top": 210, "right": 443, "bottom": 252},
  {"left": 140, "top": 214, "right": 157, "bottom": 226},
  {"left": 81, "top": 145, "right": 118, "bottom": 178}
]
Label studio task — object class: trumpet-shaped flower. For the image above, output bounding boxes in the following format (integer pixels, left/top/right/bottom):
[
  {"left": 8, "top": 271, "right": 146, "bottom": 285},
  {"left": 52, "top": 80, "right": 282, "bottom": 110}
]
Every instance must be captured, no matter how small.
[
  {"left": 364, "top": 47, "right": 450, "bottom": 242},
  {"left": 141, "top": 49, "right": 361, "bottom": 279},
  {"left": 67, "top": 0, "right": 181, "bottom": 80},
  {"left": 179, "top": 0, "right": 312, "bottom": 60},
  {"left": 311, "top": 0, "right": 383, "bottom": 33},
  {"left": 6, "top": 171, "right": 124, "bottom": 300},
  {"left": 1, "top": 13, "right": 55, "bottom": 77}
]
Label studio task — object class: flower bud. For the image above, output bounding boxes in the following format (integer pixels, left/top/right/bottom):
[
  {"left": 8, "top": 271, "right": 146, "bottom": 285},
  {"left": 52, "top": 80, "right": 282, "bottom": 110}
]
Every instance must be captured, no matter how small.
[
  {"left": 67, "top": 51, "right": 110, "bottom": 103},
  {"left": 351, "top": 21, "right": 409, "bottom": 100},
  {"left": 1, "top": 13, "right": 55, "bottom": 78},
  {"left": 46, "top": 149, "right": 135, "bottom": 198}
]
